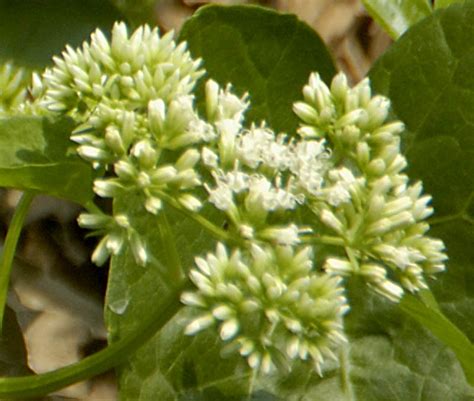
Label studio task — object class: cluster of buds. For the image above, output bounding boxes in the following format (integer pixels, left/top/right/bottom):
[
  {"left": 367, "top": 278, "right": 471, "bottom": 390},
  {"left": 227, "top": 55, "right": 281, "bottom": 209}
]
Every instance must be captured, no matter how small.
[
  {"left": 28, "top": 21, "right": 447, "bottom": 376},
  {"left": 182, "top": 243, "right": 348, "bottom": 375},
  {"left": 38, "top": 22, "right": 209, "bottom": 264},
  {"left": 0, "top": 62, "right": 30, "bottom": 114},
  {"left": 294, "top": 73, "right": 447, "bottom": 301}
]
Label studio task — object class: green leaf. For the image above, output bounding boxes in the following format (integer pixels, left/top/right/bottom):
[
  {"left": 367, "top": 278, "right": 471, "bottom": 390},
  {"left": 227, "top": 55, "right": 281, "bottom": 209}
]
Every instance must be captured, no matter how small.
[
  {"left": 362, "top": 0, "right": 432, "bottom": 39},
  {"left": 435, "top": 0, "right": 466, "bottom": 9},
  {"left": 0, "top": 116, "right": 93, "bottom": 204},
  {"left": 105, "top": 194, "right": 254, "bottom": 401},
  {"left": 179, "top": 5, "right": 336, "bottom": 135},
  {"left": 0, "top": 0, "right": 122, "bottom": 69},
  {"left": 369, "top": 0, "right": 474, "bottom": 386}
]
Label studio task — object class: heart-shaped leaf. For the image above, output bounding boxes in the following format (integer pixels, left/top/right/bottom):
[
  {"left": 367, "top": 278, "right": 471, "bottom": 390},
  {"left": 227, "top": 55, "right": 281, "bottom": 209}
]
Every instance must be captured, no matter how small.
[{"left": 179, "top": 5, "right": 336, "bottom": 135}]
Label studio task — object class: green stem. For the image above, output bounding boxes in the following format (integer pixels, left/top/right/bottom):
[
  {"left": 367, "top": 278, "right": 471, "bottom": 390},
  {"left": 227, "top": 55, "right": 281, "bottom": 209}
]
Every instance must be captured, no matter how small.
[
  {"left": 418, "top": 288, "right": 441, "bottom": 311},
  {"left": 158, "top": 212, "right": 184, "bottom": 282},
  {"left": 0, "top": 279, "right": 188, "bottom": 399},
  {"left": 339, "top": 344, "right": 355, "bottom": 397},
  {"left": 84, "top": 200, "right": 105, "bottom": 215},
  {"left": 157, "top": 190, "right": 238, "bottom": 245},
  {"left": 345, "top": 246, "right": 360, "bottom": 273},
  {"left": 0, "top": 191, "right": 34, "bottom": 333},
  {"left": 301, "top": 234, "right": 345, "bottom": 247}
]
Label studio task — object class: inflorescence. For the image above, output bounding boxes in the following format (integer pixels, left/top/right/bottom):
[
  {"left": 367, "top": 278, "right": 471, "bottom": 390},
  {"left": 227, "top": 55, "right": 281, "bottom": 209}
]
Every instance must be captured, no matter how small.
[
  {"left": 24, "top": 22, "right": 447, "bottom": 376},
  {"left": 0, "top": 62, "right": 30, "bottom": 114}
]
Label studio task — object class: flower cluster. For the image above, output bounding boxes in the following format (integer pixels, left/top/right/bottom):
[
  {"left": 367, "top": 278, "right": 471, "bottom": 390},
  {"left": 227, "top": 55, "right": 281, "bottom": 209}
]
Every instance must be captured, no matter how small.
[
  {"left": 182, "top": 243, "right": 348, "bottom": 375},
  {"left": 38, "top": 22, "right": 208, "bottom": 265},
  {"left": 41, "top": 22, "right": 202, "bottom": 114},
  {"left": 293, "top": 72, "right": 447, "bottom": 301},
  {"left": 198, "top": 80, "right": 351, "bottom": 248},
  {"left": 0, "top": 62, "right": 30, "bottom": 114},
  {"left": 177, "top": 71, "right": 446, "bottom": 373},
  {"left": 28, "top": 20, "right": 448, "bottom": 377}
]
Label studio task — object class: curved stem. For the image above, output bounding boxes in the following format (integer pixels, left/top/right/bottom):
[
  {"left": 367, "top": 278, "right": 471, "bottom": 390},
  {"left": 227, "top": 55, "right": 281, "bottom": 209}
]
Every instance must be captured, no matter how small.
[
  {"left": 0, "top": 191, "right": 35, "bottom": 333},
  {"left": 0, "top": 279, "right": 189, "bottom": 399}
]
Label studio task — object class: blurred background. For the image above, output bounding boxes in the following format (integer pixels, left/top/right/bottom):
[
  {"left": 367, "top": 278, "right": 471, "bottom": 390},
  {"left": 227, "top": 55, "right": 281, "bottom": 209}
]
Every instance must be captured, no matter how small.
[{"left": 2, "top": 1, "right": 391, "bottom": 400}]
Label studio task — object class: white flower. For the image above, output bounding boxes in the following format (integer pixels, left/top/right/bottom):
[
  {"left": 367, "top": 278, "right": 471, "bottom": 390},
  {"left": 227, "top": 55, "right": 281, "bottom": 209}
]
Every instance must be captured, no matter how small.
[
  {"left": 79, "top": 212, "right": 146, "bottom": 267},
  {"left": 206, "top": 183, "right": 234, "bottom": 211},
  {"left": 330, "top": 72, "right": 349, "bottom": 101},
  {"left": 77, "top": 145, "right": 111, "bottom": 163},
  {"left": 201, "top": 147, "right": 219, "bottom": 168},
  {"left": 324, "top": 167, "right": 357, "bottom": 206},
  {"left": 217, "top": 119, "right": 241, "bottom": 166},
  {"left": 176, "top": 148, "right": 200, "bottom": 171},
  {"left": 289, "top": 140, "right": 330, "bottom": 196},
  {"left": 325, "top": 183, "right": 351, "bottom": 207},
  {"left": 260, "top": 134, "right": 292, "bottom": 171},
  {"left": 148, "top": 98, "right": 166, "bottom": 134},
  {"left": 235, "top": 125, "right": 274, "bottom": 168},
  {"left": 188, "top": 119, "right": 216, "bottom": 142}
]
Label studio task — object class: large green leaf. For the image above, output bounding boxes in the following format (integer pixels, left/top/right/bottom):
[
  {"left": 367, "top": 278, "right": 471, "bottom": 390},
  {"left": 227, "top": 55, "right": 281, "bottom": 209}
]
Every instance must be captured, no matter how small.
[
  {"left": 369, "top": 0, "right": 474, "bottom": 335},
  {"left": 179, "top": 5, "right": 336, "bottom": 135},
  {"left": 0, "top": 0, "right": 122, "bottom": 69},
  {"left": 369, "top": 0, "right": 474, "bottom": 386},
  {"left": 362, "top": 0, "right": 432, "bottom": 39},
  {"left": 0, "top": 116, "right": 93, "bottom": 204}
]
